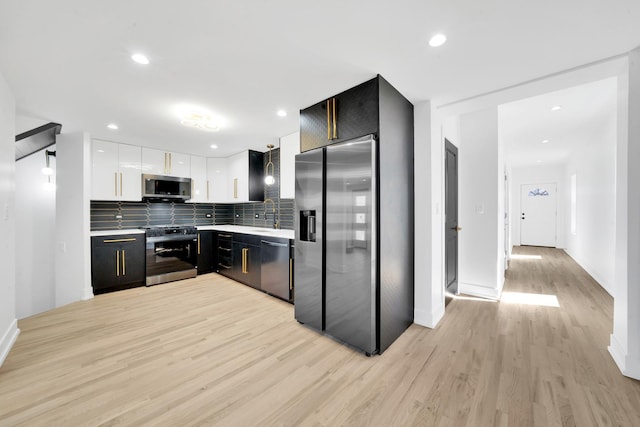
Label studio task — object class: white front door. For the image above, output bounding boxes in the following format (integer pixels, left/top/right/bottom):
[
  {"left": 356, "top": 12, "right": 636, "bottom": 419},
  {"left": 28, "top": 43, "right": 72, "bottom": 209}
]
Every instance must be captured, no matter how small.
[{"left": 520, "top": 183, "right": 557, "bottom": 247}]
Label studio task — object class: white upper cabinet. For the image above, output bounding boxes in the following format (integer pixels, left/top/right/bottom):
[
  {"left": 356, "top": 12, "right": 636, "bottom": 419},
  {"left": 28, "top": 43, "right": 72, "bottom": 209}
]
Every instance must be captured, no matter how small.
[
  {"left": 228, "top": 151, "right": 249, "bottom": 202},
  {"left": 279, "top": 131, "right": 300, "bottom": 199},
  {"left": 207, "top": 157, "right": 229, "bottom": 203},
  {"left": 189, "top": 155, "right": 207, "bottom": 203},
  {"left": 141, "top": 148, "right": 190, "bottom": 177},
  {"left": 118, "top": 144, "right": 143, "bottom": 201},
  {"left": 91, "top": 139, "right": 141, "bottom": 201}
]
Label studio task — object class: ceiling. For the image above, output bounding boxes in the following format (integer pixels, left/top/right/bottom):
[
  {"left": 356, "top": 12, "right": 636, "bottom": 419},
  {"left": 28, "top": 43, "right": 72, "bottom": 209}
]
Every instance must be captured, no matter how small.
[
  {"left": 501, "top": 77, "right": 618, "bottom": 168},
  {"left": 0, "top": 1, "right": 639, "bottom": 158}
]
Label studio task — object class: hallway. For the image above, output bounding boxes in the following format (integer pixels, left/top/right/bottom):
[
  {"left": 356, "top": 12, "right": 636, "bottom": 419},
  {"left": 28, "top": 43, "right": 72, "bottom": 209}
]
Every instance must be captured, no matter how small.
[{"left": 474, "top": 246, "right": 640, "bottom": 425}]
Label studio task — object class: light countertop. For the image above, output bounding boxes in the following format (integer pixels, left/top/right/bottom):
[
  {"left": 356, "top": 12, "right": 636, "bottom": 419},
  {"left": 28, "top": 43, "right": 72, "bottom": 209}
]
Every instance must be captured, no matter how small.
[
  {"left": 90, "top": 229, "right": 146, "bottom": 237},
  {"left": 197, "top": 225, "right": 294, "bottom": 240}
]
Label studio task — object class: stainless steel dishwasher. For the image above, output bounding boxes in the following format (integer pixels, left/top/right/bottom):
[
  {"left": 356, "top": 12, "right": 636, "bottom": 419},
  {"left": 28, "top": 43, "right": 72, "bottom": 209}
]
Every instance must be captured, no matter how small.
[{"left": 260, "top": 239, "right": 291, "bottom": 301}]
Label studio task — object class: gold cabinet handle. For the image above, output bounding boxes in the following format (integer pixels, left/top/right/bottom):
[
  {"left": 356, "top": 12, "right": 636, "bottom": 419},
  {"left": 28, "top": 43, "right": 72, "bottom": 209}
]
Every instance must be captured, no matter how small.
[
  {"left": 103, "top": 238, "right": 137, "bottom": 243},
  {"left": 122, "top": 250, "right": 126, "bottom": 276},
  {"left": 169, "top": 153, "right": 172, "bottom": 173},
  {"left": 242, "top": 248, "right": 248, "bottom": 273},
  {"left": 332, "top": 98, "right": 337, "bottom": 139},
  {"left": 233, "top": 178, "right": 238, "bottom": 199},
  {"left": 164, "top": 153, "right": 167, "bottom": 174},
  {"left": 114, "top": 172, "right": 118, "bottom": 196},
  {"left": 327, "top": 99, "right": 331, "bottom": 140},
  {"left": 116, "top": 250, "right": 120, "bottom": 277},
  {"left": 197, "top": 234, "right": 201, "bottom": 255},
  {"left": 120, "top": 172, "right": 123, "bottom": 196}
]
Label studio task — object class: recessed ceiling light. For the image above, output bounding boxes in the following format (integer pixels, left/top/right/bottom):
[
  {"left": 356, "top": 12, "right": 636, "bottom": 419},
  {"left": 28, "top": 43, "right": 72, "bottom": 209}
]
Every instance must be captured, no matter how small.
[
  {"left": 541, "top": 139, "right": 549, "bottom": 144},
  {"left": 536, "top": 160, "right": 542, "bottom": 163},
  {"left": 131, "top": 53, "right": 149, "bottom": 65},
  {"left": 107, "top": 123, "right": 118, "bottom": 130},
  {"left": 277, "top": 110, "right": 287, "bottom": 117},
  {"left": 429, "top": 34, "right": 447, "bottom": 47},
  {"left": 210, "top": 144, "right": 218, "bottom": 149},
  {"left": 551, "top": 105, "right": 562, "bottom": 111}
]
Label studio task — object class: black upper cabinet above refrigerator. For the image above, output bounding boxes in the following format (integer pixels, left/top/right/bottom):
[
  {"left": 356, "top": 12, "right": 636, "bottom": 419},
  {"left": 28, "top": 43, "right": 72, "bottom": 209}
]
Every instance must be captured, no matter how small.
[{"left": 300, "top": 77, "right": 379, "bottom": 152}]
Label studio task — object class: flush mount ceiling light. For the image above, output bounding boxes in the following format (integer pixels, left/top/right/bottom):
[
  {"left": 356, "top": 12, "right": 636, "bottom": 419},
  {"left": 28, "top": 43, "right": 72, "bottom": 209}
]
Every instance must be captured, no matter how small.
[
  {"left": 210, "top": 144, "right": 218, "bottom": 149},
  {"left": 265, "top": 144, "right": 275, "bottom": 186},
  {"left": 180, "top": 112, "right": 220, "bottom": 132},
  {"left": 541, "top": 139, "right": 549, "bottom": 144},
  {"left": 107, "top": 123, "right": 118, "bottom": 130},
  {"left": 429, "top": 33, "right": 447, "bottom": 47},
  {"left": 551, "top": 105, "right": 562, "bottom": 111},
  {"left": 277, "top": 110, "right": 287, "bottom": 117},
  {"left": 131, "top": 53, "right": 149, "bottom": 65}
]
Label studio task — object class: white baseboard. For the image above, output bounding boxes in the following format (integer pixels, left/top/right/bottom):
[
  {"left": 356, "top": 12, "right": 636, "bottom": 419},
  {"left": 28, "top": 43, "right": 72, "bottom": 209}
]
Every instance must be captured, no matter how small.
[
  {"left": 564, "top": 249, "right": 613, "bottom": 297},
  {"left": 459, "top": 282, "right": 502, "bottom": 300},
  {"left": 414, "top": 304, "right": 445, "bottom": 329},
  {"left": 609, "top": 334, "right": 640, "bottom": 380},
  {"left": 0, "top": 319, "right": 20, "bottom": 367}
]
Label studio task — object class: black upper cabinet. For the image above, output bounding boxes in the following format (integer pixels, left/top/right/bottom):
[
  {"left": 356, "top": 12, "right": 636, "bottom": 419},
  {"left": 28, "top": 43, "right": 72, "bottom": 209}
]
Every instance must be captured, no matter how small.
[
  {"left": 300, "top": 77, "right": 379, "bottom": 152},
  {"left": 248, "top": 150, "right": 265, "bottom": 202},
  {"left": 91, "top": 234, "right": 145, "bottom": 294}
]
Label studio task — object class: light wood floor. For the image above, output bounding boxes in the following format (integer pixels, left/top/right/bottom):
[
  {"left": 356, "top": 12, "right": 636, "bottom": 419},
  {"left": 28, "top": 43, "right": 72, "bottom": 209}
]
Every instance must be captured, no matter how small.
[{"left": 1, "top": 247, "right": 640, "bottom": 426}]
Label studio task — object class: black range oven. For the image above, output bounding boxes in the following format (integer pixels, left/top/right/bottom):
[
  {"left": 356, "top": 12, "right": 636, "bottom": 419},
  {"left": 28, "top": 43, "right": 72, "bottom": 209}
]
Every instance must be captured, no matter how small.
[{"left": 143, "top": 226, "right": 198, "bottom": 286}]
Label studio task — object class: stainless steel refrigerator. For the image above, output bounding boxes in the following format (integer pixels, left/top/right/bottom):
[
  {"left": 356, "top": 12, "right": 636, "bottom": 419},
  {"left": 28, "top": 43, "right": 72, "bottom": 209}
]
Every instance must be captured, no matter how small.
[{"left": 295, "top": 134, "right": 410, "bottom": 355}]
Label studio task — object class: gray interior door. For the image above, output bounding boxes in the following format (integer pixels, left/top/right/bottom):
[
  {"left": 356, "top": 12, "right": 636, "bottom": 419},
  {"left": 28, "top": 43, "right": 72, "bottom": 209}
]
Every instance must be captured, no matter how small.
[
  {"left": 445, "top": 139, "right": 458, "bottom": 305},
  {"left": 325, "top": 136, "right": 376, "bottom": 354},
  {"left": 294, "top": 149, "right": 324, "bottom": 330}
]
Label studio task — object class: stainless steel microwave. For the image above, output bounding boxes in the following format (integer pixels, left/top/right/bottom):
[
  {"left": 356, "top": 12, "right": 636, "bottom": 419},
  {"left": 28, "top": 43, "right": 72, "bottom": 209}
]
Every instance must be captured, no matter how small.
[{"left": 142, "top": 174, "right": 191, "bottom": 201}]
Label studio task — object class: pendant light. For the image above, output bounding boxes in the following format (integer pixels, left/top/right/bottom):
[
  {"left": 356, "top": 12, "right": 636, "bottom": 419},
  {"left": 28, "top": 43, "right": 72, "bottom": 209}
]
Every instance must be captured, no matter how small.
[{"left": 265, "top": 144, "right": 275, "bottom": 186}]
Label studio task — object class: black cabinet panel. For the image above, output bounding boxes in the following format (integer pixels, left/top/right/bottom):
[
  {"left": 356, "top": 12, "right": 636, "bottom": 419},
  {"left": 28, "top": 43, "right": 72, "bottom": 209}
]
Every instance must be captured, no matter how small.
[
  {"left": 197, "top": 231, "right": 214, "bottom": 274},
  {"left": 248, "top": 150, "right": 265, "bottom": 202},
  {"left": 91, "top": 234, "right": 145, "bottom": 294},
  {"left": 300, "top": 77, "right": 379, "bottom": 152},
  {"left": 231, "top": 242, "right": 260, "bottom": 289},
  {"left": 300, "top": 100, "right": 330, "bottom": 152}
]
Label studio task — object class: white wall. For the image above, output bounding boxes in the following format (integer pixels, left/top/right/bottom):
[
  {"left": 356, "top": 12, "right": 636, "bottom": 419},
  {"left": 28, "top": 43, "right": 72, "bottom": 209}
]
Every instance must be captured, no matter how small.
[
  {"left": 279, "top": 131, "right": 300, "bottom": 199},
  {"left": 457, "top": 108, "right": 504, "bottom": 298},
  {"left": 15, "top": 146, "right": 56, "bottom": 319},
  {"left": 55, "top": 133, "right": 93, "bottom": 307},
  {"left": 609, "top": 47, "right": 640, "bottom": 380},
  {"left": 0, "top": 70, "right": 18, "bottom": 367},
  {"left": 413, "top": 101, "right": 439, "bottom": 327},
  {"left": 510, "top": 164, "right": 566, "bottom": 249},
  {"left": 564, "top": 108, "right": 616, "bottom": 295}
]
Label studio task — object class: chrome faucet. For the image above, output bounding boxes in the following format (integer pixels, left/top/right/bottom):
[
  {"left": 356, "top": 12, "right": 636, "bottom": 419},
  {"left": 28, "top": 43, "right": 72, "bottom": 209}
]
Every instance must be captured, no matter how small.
[{"left": 264, "top": 198, "right": 279, "bottom": 229}]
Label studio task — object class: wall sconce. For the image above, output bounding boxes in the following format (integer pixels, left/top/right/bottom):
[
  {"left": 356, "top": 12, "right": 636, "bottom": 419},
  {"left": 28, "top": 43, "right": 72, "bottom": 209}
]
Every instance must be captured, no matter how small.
[
  {"left": 42, "top": 149, "right": 56, "bottom": 190},
  {"left": 264, "top": 144, "right": 275, "bottom": 186}
]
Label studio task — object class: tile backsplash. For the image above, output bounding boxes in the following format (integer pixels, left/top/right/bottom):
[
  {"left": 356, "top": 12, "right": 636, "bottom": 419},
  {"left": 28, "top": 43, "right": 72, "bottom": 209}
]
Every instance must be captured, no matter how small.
[{"left": 90, "top": 148, "right": 294, "bottom": 231}]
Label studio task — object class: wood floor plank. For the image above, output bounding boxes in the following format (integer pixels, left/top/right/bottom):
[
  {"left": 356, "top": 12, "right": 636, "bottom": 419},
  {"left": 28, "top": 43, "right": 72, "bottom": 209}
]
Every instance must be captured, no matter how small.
[{"left": 2, "top": 248, "right": 640, "bottom": 426}]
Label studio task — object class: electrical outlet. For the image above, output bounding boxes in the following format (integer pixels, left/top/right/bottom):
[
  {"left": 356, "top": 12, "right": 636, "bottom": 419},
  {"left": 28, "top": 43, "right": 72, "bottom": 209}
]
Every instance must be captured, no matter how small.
[
  {"left": 115, "top": 214, "right": 123, "bottom": 219},
  {"left": 205, "top": 213, "right": 212, "bottom": 218},
  {"left": 255, "top": 213, "right": 259, "bottom": 218}
]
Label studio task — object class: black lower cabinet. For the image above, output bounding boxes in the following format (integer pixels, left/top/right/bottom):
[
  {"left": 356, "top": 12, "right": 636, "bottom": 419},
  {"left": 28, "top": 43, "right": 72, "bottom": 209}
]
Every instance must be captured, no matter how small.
[
  {"left": 230, "top": 242, "right": 261, "bottom": 289},
  {"left": 91, "top": 234, "right": 145, "bottom": 294},
  {"left": 196, "top": 231, "right": 215, "bottom": 274}
]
